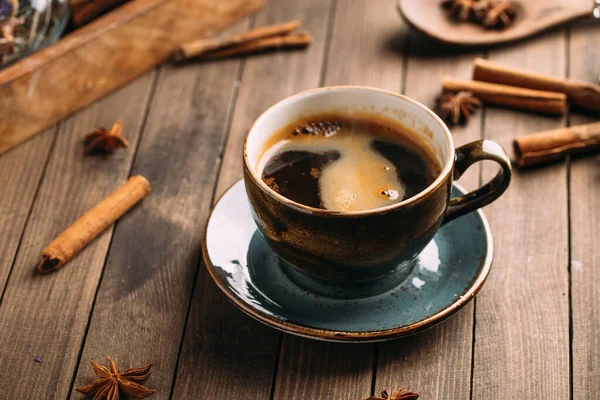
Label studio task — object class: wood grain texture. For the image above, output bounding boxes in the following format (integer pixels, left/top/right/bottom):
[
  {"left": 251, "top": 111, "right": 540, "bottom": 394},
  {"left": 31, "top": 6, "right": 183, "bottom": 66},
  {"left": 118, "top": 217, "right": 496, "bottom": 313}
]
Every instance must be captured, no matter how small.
[
  {"left": 323, "top": 0, "right": 407, "bottom": 92},
  {"left": 71, "top": 27, "right": 247, "bottom": 399},
  {"left": 472, "top": 31, "right": 570, "bottom": 399},
  {"left": 275, "top": 338, "right": 373, "bottom": 399},
  {"left": 272, "top": 1, "right": 406, "bottom": 399},
  {"left": 0, "top": 0, "right": 263, "bottom": 155},
  {"left": 71, "top": 0, "right": 132, "bottom": 26},
  {"left": 173, "top": 0, "right": 334, "bottom": 398},
  {"left": 376, "top": 34, "right": 481, "bottom": 399},
  {"left": 568, "top": 21, "right": 600, "bottom": 399},
  {"left": 0, "top": 73, "right": 155, "bottom": 399},
  {"left": 0, "top": 128, "right": 55, "bottom": 295}
]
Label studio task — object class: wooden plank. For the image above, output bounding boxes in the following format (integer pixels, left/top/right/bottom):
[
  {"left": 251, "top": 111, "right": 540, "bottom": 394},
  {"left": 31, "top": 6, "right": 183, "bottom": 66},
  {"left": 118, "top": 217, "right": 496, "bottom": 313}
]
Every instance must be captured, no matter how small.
[
  {"left": 0, "top": 73, "right": 155, "bottom": 398},
  {"left": 172, "top": 0, "right": 333, "bottom": 398},
  {"left": 272, "top": 1, "right": 406, "bottom": 399},
  {"left": 568, "top": 21, "right": 600, "bottom": 399},
  {"left": 322, "top": 0, "right": 406, "bottom": 92},
  {"left": 70, "top": 23, "right": 250, "bottom": 400},
  {"left": 0, "top": 0, "right": 262, "bottom": 155},
  {"left": 275, "top": 339, "right": 373, "bottom": 399},
  {"left": 0, "top": 128, "right": 55, "bottom": 295},
  {"left": 472, "top": 31, "right": 570, "bottom": 399},
  {"left": 375, "top": 34, "right": 482, "bottom": 399}
]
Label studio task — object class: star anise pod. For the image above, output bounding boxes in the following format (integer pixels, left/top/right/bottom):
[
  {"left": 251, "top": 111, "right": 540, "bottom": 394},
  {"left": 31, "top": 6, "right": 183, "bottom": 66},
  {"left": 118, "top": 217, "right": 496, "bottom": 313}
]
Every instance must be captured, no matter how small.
[
  {"left": 76, "top": 356, "right": 156, "bottom": 400},
  {"left": 437, "top": 91, "right": 482, "bottom": 126},
  {"left": 440, "top": 0, "right": 482, "bottom": 21},
  {"left": 471, "top": 0, "right": 493, "bottom": 21},
  {"left": 83, "top": 119, "right": 129, "bottom": 154},
  {"left": 365, "top": 388, "right": 419, "bottom": 400},
  {"left": 481, "top": 0, "right": 517, "bottom": 29}
]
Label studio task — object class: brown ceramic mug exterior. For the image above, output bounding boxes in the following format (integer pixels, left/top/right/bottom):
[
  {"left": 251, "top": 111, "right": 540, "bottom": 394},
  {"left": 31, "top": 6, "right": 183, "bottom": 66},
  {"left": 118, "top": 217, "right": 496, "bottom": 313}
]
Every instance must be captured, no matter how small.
[{"left": 243, "top": 87, "right": 511, "bottom": 284}]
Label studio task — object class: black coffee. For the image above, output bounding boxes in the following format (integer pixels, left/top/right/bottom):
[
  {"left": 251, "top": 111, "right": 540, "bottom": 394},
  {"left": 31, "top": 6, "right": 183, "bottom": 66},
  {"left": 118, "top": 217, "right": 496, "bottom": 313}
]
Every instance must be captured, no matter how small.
[{"left": 260, "top": 113, "right": 441, "bottom": 211}]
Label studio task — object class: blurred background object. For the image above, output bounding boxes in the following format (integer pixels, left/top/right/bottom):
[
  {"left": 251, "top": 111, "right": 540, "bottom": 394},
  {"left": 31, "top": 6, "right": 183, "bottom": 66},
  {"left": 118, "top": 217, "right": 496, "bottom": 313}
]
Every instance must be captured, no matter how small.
[{"left": 0, "top": 0, "right": 69, "bottom": 67}]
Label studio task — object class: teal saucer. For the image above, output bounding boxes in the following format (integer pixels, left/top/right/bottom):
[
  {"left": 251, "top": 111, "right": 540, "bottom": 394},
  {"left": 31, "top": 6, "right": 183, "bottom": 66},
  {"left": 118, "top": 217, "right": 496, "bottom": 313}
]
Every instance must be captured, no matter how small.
[{"left": 203, "top": 180, "right": 493, "bottom": 342}]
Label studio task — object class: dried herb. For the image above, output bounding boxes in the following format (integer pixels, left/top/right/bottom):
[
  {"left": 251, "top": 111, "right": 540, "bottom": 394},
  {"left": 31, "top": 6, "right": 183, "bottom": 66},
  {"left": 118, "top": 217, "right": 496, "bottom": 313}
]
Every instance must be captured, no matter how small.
[
  {"left": 440, "top": 0, "right": 474, "bottom": 21},
  {"left": 365, "top": 388, "right": 419, "bottom": 400},
  {"left": 440, "top": 0, "right": 518, "bottom": 30},
  {"left": 83, "top": 118, "right": 129, "bottom": 154},
  {"left": 481, "top": 0, "right": 517, "bottom": 29},
  {"left": 76, "top": 356, "right": 156, "bottom": 400},
  {"left": 437, "top": 90, "right": 482, "bottom": 126},
  {"left": 440, "top": 0, "right": 491, "bottom": 22}
]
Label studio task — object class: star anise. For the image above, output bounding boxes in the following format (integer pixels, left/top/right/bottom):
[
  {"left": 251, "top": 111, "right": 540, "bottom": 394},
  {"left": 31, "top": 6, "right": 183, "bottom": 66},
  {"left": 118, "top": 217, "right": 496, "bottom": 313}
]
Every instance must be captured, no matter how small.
[
  {"left": 471, "top": 0, "right": 494, "bottom": 21},
  {"left": 365, "top": 388, "right": 419, "bottom": 400},
  {"left": 440, "top": 0, "right": 492, "bottom": 22},
  {"left": 83, "top": 119, "right": 129, "bottom": 154},
  {"left": 440, "top": 0, "right": 479, "bottom": 21},
  {"left": 437, "top": 91, "right": 482, "bottom": 126},
  {"left": 76, "top": 356, "right": 156, "bottom": 400},
  {"left": 481, "top": 0, "right": 517, "bottom": 29}
]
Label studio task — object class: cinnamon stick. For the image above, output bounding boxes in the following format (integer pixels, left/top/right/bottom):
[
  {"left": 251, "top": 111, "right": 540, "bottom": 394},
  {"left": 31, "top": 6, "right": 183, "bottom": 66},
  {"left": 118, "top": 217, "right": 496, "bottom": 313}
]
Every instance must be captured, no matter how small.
[
  {"left": 513, "top": 122, "right": 600, "bottom": 167},
  {"left": 37, "top": 176, "right": 150, "bottom": 273},
  {"left": 197, "top": 31, "right": 312, "bottom": 60},
  {"left": 173, "top": 20, "right": 301, "bottom": 62},
  {"left": 442, "top": 77, "right": 567, "bottom": 116},
  {"left": 473, "top": 58, "right": 600, "bottom": 113}
]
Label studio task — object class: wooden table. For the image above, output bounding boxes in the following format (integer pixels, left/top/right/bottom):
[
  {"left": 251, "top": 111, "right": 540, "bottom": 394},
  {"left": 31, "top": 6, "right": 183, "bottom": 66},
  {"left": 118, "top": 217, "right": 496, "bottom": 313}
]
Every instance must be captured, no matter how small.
[{"left": 0, "top": 1, "right": 597, "bottom": 398}]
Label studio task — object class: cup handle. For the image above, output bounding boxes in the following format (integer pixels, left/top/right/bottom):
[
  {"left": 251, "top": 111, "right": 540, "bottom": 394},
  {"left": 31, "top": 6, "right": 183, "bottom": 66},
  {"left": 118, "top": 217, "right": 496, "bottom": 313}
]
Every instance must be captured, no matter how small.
[{"left": 443, "top": 140, "right": 512, "bottom": 225}]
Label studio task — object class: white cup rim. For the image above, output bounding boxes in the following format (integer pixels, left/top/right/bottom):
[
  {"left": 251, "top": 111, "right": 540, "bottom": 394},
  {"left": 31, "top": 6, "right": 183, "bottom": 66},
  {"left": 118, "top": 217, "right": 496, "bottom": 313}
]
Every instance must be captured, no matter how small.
[{"left": 243, "top": 86, "right": 455, "bottom": 216}]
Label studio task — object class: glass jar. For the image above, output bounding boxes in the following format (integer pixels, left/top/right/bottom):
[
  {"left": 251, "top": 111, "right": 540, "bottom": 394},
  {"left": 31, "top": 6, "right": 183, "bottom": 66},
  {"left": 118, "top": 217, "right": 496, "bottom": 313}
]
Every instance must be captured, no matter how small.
[{"left": 0, "top": 0, "right": 69, "bottom": 67}]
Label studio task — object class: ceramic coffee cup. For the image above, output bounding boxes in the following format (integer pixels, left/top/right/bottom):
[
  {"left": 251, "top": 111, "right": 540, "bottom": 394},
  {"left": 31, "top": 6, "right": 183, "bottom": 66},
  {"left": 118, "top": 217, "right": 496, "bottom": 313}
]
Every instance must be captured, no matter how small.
[{"left": 243, "top": 86, "right": 511, "bottom": 284}]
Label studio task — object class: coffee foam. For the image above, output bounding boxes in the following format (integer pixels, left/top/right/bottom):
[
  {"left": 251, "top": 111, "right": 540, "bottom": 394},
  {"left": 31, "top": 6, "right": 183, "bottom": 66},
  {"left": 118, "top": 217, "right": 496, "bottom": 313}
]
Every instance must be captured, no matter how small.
[{"left": 267, "top": 126, "right": 406, "bottom": 212}]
